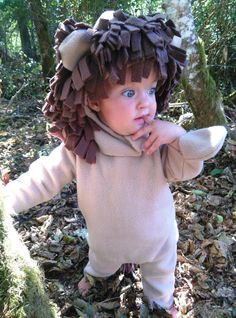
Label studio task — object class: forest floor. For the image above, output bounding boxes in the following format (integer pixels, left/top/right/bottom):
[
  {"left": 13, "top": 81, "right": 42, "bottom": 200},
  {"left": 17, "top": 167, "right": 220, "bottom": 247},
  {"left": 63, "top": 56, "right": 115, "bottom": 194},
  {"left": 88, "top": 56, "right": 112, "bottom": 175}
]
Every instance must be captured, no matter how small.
[{"left": 0, "top": 97, "right": 235, "bottom": 318}]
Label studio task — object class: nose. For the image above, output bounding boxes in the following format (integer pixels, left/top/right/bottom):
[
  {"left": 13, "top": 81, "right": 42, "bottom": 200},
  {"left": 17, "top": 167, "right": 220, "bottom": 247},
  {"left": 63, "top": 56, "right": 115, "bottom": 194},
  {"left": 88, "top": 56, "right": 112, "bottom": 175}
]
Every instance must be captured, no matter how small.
[{"left": 137, "top": 91, "right": 150, "bottom": 109}]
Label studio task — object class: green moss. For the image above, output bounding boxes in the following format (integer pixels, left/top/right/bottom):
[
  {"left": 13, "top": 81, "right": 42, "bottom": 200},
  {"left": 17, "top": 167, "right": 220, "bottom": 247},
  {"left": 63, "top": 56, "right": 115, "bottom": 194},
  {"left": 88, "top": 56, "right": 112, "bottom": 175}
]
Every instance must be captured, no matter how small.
[
  {"left": 23, "top": 267, "right": 59, "bottom": 318},
  {"left": 196, "top": 38, "right": 221, "bottom": 103},
  {"left": 181, "top": 37, "right": 227, "bottom": 128},
  {"left": 0, "top": 191, "right": 60, "bottom": 318}
]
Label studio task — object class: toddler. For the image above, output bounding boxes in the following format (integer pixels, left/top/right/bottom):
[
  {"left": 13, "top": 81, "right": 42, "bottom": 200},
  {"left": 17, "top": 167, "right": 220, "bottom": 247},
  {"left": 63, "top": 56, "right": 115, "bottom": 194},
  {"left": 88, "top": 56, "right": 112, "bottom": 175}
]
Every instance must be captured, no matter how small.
[{"left": 4, "top": 10, "right": 227, "bottom": 317}]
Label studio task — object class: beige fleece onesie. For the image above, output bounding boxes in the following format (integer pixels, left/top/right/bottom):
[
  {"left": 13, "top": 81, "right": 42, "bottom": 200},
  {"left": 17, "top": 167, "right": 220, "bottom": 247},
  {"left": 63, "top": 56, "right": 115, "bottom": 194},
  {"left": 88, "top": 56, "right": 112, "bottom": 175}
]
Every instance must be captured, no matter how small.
[{"left": 4, "top": 112, "right": 227, "bottom": 309}]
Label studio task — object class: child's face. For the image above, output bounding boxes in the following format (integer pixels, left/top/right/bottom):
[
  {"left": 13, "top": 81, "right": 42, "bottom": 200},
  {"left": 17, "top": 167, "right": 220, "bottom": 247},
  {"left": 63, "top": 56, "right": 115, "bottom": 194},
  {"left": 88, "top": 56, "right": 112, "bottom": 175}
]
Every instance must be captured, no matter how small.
[{"left": 91, "top": 69, "right": 158, "bottom": 136}]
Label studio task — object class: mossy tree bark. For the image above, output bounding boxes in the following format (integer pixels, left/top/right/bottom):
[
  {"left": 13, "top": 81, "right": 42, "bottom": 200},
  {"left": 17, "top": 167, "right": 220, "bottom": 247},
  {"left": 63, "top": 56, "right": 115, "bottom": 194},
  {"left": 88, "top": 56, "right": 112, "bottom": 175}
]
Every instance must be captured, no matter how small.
[
  {"left": 17, "top": 17, "right": 36, "bottom": 59},
  {"left": 0, "top": 26, "right": 12, "bottom": 63},
  {"left": 163, "top": 0, "right": 227, "bottom": 128},
  {"left": 0, "top": 190, "right": 59, "bottom": 318},
  {"left": 28, "top": 0, "right": 55, "bottom": 81}
]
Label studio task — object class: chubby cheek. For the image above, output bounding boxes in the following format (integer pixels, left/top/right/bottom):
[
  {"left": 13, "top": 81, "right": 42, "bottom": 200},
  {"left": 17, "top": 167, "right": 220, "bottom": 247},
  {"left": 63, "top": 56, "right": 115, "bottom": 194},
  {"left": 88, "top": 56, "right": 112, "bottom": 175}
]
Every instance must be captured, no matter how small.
[
  {"left": 150, "top": 102, "right": 157, "bottom": 118},
  {"left": 104, "top": 108, "right": 133, "bottom": 135},
  {"left": 108, "top": 103, "right": 131, "bottom": 121},
  {"left": 99, "top": 108, "right": 122, "bottom": 129},
  {"left": 110, "top": 109, "right": 129, "bottom": 128},
  {"left": 152, "top": 107, "right": 157, "bottom": 118}
]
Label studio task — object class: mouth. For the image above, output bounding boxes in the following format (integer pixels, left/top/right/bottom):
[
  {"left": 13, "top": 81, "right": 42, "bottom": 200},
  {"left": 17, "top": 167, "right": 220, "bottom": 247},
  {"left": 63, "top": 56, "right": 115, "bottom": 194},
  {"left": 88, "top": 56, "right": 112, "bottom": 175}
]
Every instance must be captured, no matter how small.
[
  {"left": 134, "top": 114, "right": 149, "bottom": 124},
  {"left": 134, "top": 117, "right": 145, "bottom": 126},
  {"left": 135, "top": 116, "right": 144, "bottom": 120}
]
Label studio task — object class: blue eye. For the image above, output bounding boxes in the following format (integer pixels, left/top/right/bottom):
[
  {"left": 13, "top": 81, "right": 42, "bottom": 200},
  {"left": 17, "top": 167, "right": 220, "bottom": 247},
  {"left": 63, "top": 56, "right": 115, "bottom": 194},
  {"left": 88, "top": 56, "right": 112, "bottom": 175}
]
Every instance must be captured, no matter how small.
[
  {"left": 122, "top": 89, "right": 135, "bottom": 98},
  {"left": 148, "top": 87, "right": 156, "bottom": 95}
]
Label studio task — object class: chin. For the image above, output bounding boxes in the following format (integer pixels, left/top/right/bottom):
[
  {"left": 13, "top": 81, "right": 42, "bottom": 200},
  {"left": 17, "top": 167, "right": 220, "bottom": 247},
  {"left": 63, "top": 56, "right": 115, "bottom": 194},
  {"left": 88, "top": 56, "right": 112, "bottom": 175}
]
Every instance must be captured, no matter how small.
[{"left": 113, "top": 125, "right": 139, "bottom": 136}]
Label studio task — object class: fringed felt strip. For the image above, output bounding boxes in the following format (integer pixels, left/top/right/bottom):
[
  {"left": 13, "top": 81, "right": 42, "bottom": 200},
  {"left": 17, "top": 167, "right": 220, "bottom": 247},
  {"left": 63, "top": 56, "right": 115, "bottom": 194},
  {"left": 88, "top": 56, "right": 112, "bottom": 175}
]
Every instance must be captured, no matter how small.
[
  {"left": 126, "top": 16, "right": 146, "bottom": 28},
  {"left": 78, "top": 57, "right": 91, "bottom": 81},
  {"left": 108, "top": 68, "right": 120, "bottom": 85},
  {"left": 131, "top": 31, "right": 141, "bottom": 52},
  {"left": 131, "top": 62, "right": 143, "bottom": 82},
  {"left": 143, "top": 59, "right": 154, "bottom": 78},
  {"left": 96, "top": 18, "right": 110, "bottom": 31},
  {"left": 60, "top": 77, "right": 71, "bottom": 101},
  {"left": 120, "top": 30, "right": 131, "bottom": 47},
  {"left": 99, "top": 31, "right": 110, "bottom": 44},
  {"left": 113, "top": 9, "right": 127, "bottom": 21},
  {"left": 169, "top": 46, "right": 186, "bottom": 66},
  {"left": 146, "top": 32, "right": 164, "bottom": 47},
  {"left": 72, "top": 67, "right": 84, "bottom": 91},
  {"left": 73, "top": 119, "right": 100, "bottom": 163}
]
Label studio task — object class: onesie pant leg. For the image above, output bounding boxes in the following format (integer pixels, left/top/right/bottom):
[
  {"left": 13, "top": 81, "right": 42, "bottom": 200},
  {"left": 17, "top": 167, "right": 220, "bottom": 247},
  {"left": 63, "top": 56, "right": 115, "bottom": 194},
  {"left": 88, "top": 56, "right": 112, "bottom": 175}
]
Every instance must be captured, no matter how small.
[
  {"left": 140, "top": 235, "right": 177, "bottom": 309},
  {"left": 84, "top": 249, "right": 121, "bottom": 278}
]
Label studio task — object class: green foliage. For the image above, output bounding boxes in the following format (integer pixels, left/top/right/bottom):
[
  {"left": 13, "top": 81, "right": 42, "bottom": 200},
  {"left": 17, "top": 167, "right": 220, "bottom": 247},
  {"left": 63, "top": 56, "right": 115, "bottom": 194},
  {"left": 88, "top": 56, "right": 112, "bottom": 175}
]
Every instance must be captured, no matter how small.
[
  {"left": 0, "top": 0, "right": 34, "bottom": 54},
  {"left": 0, "top": 0, "right": 235, "bottom": 100},
  {"left": 192, "top": 0, "right": 236, "bottom": 95},
  {"left": 44, "top": 0, "right": 162, "bottom": 27},
  {"left": 120, "top": 0, "right": 162, "bottom": 16},
  {"left": 0, "top": 56, "right": 45, "bottom": 100}
]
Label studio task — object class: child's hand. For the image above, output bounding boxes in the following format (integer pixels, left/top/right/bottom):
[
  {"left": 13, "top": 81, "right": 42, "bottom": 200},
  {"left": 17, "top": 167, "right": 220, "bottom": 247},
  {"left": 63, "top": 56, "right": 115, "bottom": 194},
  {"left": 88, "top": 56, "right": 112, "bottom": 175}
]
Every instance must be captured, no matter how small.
[
  {"left": 131, "top": 118, "right": 186, "bottom": 155},
  {"left": 0, "top": 169, "right": 10, "bottom": 186}
]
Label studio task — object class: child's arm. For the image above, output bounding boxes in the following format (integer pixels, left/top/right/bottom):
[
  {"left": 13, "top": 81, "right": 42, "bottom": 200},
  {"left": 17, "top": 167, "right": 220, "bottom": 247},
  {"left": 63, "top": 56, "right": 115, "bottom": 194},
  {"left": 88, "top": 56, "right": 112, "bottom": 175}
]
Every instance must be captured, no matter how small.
[
  {"left": 160, "top": 125, "right": 227, "bottom": 181},
  {"left": 3, "top": 143, "right": 76, "bottom": 214},
  {"left": 132, "top": 118, "right": 227, "bottom": 181}
]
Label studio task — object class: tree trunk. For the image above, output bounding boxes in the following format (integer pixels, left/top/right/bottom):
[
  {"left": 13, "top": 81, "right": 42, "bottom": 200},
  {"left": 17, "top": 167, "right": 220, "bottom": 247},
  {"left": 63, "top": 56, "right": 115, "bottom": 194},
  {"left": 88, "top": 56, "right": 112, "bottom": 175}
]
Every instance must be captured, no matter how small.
[
  {"left": 17, "top": 17, "right": 36, "bottom": 59},
  {"left": 28, "top": 0, "right": 55, "bottom": 81},
  {"left": 0, "top": 25, "right": 12, "bottom": 63},
  {"left": 0, "top": 190, "right": 59, "bottom": 318},
  {"left": 162, "top": 0, "right": 227, "bottom": 128},
  {"left": 29, "top": 24, "right": 40, "bottom": 62}
]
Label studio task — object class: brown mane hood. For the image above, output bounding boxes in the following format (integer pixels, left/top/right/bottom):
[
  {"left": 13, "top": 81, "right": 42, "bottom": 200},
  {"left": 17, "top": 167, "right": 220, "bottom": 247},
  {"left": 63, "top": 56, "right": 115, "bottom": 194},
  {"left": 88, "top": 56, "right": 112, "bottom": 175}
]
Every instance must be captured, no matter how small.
[{"left": 42, "top": 10, "right": 186, "bottom": 164}]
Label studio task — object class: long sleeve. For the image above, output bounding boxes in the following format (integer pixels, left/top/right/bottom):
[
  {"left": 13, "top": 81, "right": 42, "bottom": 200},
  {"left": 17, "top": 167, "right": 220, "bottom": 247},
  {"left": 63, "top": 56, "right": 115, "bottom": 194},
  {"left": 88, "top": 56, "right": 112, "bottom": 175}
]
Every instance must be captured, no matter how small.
[
  {"left": 161, "top": 126, "right": 227, "bottom": 182},
  {"left": 4, "top": 143, "right": 76, "bottom": 213}
]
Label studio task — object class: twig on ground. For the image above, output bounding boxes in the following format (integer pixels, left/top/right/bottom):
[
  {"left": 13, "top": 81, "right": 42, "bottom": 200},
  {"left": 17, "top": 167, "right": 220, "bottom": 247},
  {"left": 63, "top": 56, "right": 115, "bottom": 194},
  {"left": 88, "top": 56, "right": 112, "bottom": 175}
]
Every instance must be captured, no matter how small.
[{"left": 6, "top": 83, "right": 29, "bottom": 112}]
